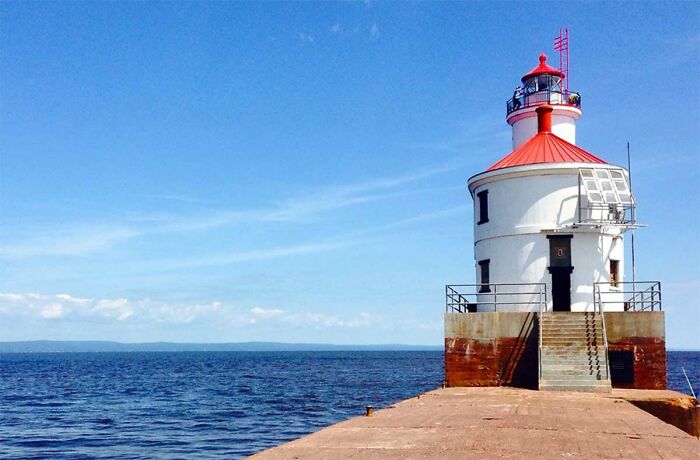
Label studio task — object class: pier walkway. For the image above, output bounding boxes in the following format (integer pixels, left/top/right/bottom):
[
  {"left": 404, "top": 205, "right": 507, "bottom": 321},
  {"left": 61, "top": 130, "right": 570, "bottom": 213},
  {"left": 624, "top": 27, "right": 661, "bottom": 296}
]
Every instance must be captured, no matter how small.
[{"left": 251, "top": 387, "right": 699, "bottom": 459}]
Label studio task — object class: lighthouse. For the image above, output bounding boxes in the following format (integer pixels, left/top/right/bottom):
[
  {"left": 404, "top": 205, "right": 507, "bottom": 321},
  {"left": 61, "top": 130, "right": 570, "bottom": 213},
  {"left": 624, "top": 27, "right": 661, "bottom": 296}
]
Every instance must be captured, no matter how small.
[
  {"left": 444, "top": 49, "right": 666, "bottom": 392},
  {"left": 468, "top": 53, "right": 632, "bottom": 313}
]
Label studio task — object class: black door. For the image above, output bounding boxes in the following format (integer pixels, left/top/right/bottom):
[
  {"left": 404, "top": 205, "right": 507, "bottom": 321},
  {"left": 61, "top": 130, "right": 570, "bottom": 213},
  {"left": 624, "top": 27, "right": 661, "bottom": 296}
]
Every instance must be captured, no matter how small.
[
  {"left": 547, "top": 235, "right": 574, "bottom": 312},
  {"left": 551, "top": 268, "right": 572, "bottom": 312}
]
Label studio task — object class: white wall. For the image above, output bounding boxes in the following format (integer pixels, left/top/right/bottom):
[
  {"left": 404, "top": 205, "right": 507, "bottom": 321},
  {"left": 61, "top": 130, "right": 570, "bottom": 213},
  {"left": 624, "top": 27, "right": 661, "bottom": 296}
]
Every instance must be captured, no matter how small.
[
  {"left": 508, "top": 106, "right": 581, "bottom": 149},
  {"left": 470, "top": 166, "right": 626, "bottom": 312}
]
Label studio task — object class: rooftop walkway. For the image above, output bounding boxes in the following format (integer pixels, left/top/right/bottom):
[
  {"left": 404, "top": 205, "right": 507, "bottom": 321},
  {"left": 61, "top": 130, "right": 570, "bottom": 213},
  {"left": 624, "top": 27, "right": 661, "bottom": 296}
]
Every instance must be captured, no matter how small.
[{"left": 251, "top": 387, "right": 699, "bottom": 459}]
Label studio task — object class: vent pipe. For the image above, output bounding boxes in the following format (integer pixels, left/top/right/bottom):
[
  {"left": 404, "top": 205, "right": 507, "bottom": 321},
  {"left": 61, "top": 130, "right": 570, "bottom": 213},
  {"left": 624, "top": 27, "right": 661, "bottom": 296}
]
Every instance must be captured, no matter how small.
[{"left": 536, "top": 104, "right": 553, "bottom": 133}]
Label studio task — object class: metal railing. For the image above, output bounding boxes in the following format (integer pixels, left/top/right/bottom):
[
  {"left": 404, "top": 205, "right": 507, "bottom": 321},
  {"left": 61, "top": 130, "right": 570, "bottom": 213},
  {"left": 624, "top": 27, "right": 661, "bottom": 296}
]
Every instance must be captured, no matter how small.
[
  {"left": 594, "top": 281, "right": 662, "bottom": 312},
  {"left": 577, "top": 202, "right": 636, "bottom": 226},
  {"left": 593, "top": 289, "right": 611, "bottom": 381},
  {"left": 538, "top": 292, "right": 544, "bottom": 380},
  {"left": 445, "top": 283, "right": 547, "bottom": 313},
  {"left": 506, "top": 89, "right": 581, "bottom": 115}
]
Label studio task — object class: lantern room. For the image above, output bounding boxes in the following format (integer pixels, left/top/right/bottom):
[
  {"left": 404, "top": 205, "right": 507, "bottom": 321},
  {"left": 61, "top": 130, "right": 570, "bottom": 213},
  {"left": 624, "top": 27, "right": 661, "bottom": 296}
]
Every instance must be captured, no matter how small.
[{"left": 507, "top": 54, "right": 582, "bottom": 149}]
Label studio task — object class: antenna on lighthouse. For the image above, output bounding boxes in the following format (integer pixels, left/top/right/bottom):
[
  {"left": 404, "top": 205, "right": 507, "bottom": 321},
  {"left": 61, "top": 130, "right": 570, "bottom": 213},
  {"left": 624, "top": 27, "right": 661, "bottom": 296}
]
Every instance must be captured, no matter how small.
[{"left": 554, "top": 27, "right": 570, "bottom": 92}]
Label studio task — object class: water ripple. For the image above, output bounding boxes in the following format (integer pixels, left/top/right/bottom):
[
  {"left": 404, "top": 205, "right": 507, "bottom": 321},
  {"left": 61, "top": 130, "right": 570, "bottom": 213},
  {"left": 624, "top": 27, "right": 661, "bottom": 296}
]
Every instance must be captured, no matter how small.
[{"left": 0, "top": 351, "right": 444, "bottom": 458}]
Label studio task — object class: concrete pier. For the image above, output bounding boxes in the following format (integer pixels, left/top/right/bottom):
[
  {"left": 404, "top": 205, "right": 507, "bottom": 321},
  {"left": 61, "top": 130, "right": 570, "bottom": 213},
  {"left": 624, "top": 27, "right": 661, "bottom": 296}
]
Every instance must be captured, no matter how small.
[{"left": 251, "top": 387, "right": 699, "bottom": 459}]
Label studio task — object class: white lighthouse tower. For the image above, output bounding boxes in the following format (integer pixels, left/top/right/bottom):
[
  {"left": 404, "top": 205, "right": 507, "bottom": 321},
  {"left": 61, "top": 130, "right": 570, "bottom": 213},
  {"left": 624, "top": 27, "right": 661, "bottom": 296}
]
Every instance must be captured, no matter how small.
[
  {"left": 445, "top": 48, "right": 666, "bottom": 393},
  {"left": 468, "top": 54, "right": 635, "bottom": 313}
]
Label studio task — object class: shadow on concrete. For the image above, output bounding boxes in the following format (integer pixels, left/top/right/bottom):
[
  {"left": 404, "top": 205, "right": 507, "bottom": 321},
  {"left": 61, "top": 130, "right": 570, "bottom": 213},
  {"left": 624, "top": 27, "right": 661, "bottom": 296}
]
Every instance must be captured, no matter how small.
[{"left": 498, "top": 312, "right": 538, "bottom": 389}]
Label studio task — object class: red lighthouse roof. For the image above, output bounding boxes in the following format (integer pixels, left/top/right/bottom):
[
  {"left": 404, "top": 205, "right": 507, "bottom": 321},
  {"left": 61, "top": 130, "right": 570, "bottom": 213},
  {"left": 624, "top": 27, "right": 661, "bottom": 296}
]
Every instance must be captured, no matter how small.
[
  {"left": 521, "top": 54, "right": 564, "bottom": 81},
  {"left": 487, "top": 105, "right": 606, "bottom": 171}
]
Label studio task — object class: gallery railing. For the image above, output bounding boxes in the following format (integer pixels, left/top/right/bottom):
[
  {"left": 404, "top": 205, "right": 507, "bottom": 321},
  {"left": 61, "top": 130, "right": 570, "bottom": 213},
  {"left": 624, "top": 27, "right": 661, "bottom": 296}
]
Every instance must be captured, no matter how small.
[
  {"left": 594, "top": 281, "right": 662, "bottom": 312},
  {"left": 506, "top": 89, "right": 581, "bottom": 115},
  {"left": 445, "top": 283, "right": 547, "bottom": 313}
]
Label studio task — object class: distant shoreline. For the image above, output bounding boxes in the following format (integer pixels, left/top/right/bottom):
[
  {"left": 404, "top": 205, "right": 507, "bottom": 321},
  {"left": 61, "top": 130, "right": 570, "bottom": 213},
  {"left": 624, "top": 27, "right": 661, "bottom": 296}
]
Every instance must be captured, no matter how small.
[{"left": 0, "top": 340, "right": 444, "bottom": 353}]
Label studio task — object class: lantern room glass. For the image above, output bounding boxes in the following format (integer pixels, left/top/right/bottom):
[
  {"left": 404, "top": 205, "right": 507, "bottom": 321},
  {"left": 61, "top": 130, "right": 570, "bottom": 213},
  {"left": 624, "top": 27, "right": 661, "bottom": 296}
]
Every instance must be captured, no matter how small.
[{"left": 523, "top": 74, "right": 563, "bottom": 94}]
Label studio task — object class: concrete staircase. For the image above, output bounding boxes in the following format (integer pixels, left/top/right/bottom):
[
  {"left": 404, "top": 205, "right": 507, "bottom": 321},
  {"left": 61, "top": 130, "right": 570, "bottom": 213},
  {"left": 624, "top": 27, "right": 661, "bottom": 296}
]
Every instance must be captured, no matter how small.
[{"left": 539, "top": 312, "right": 612, "bottom": 392}]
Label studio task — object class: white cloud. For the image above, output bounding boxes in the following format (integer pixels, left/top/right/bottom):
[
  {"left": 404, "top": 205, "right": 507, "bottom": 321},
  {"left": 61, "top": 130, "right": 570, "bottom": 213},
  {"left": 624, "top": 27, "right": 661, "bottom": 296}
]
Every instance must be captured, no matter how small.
[
  {"left": 298, "top": 32, "right": 314, "bottom": 43},
  {"left": 370, "top": 23, "right": 380, "bottom": 41},
  {"left": 56, "top": 294, "right": 92, "bottom": 303},
  {"left": 0, "top": 292, "right": 227, "bottom": 324},
  {"left": 40, "top": 303, "right": 66, "bottom": 319},
  {"left": 94, "top": 298, "right": 134, "bottom": 321},
  {"left": 285, "top": 311, "right": 375, "bottom": 328},
  {"left": 0, "top": 161, "right": 463, "bottom": 260},
  {"left": 250, "top": 307, "right": 285, "bottom": 318},
  {"left": 0, "top": 228, "right": 138, "bottom": 258},
  {"left": 330, "top": 22, "right": 343, "bottom": 35},
  {"left": 0, "top": 291, "right": 385, "bottom": 333}
]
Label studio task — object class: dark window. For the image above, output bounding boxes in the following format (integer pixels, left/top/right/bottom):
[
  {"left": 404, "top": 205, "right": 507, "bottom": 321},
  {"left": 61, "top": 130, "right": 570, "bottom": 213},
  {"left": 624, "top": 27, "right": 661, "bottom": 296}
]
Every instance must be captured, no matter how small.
[
  {"left": 478, "top": 259, "right": 490, "bottom": 293},
  {"left": 610, "top": 260, "right": 619, "bottom": 287},
  {"left": 609, "top": 350, "right": 634, "bottom": 385},
  {"left": 477, "top": 190, "right": 489, "bottom": 225}
]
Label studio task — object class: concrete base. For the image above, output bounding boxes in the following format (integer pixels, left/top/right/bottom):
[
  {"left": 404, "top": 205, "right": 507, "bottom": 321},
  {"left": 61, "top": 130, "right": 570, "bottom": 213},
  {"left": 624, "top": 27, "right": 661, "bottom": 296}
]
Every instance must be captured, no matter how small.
[
  {"left": 445, "top": 312, "right": 667, "bottom": 390},
  {"left": 606, "top": 312, "right": 667, "bottom": 389},
  {"left": 445, "top": 312, "right": 538, "bottom": 388},
  {"left": 251, "top": 387, "right": 699, "bottom": 459}
]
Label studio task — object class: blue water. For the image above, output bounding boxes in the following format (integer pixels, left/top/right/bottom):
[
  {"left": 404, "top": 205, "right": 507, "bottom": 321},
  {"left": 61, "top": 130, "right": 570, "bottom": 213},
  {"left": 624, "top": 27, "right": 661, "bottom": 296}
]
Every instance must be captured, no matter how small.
[{"left": 0, "top": 351, "right": 697, "bottom": 459}]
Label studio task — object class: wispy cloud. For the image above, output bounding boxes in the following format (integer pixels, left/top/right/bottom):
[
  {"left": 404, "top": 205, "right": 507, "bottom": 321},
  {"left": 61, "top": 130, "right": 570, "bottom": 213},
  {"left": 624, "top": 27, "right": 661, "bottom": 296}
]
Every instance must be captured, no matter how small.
[
  {"left": 298, "top": 31, "right": 314, "bottom": 43},
  {"left": 369, "top": 23, "right": 380, "bottom": 41},
  {"left": 330, "top": 22, "right": 343, "bottom": 35},
  {"left": 411, "top": 116, "right": 509, "bottom": 153},
  {"left": 0, "top": 292, "right": 379, "bottom": 330},
  {"left": 0, "top": 292, "right": 231, "bottom": 325},
  {"left": 0, "top": 228, "right": 139, "bottom": 258},
  {"left": 0, "top": 161, "right": 463, "bottom": 259},
  {"left": 250, "top": 306, "right": 285, "bottom": 318},
  {"left": 143, "top": 193, "right": 208, "bottom": 204},
  {"left": 149, "top": 239, "right": 357, "bottom": 271}
]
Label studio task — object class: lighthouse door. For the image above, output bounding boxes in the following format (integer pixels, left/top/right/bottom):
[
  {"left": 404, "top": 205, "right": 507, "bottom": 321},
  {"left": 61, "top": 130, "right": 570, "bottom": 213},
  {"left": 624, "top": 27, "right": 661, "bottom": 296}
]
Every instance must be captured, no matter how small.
[
  {"left": 551, "top": 270, "right": 572, "bottom": 311},
  {"left": 547, "top": 235, "right": 574, "bottom": 312}
]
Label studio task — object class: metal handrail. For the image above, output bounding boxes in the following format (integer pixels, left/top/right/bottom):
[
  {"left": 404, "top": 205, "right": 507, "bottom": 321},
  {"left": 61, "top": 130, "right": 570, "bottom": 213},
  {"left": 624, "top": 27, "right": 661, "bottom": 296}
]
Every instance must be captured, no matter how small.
[
  {"left": 445, "top": 283, "right": 547, "bottom": 313},
  {"left": 578, "top": 203, "right": 636, "bottom": 225},
  {"left": 506, "top": 89, "right": 581, "bottom": 115},
  {"left": 594, "top": 281, "right": 662, "bottom": 312},
  {"left": 538, "top": 283, "right": 544, "bottom": 381},
  {"left": 594, "top": 287, "right": 611, "bottom": 380}
]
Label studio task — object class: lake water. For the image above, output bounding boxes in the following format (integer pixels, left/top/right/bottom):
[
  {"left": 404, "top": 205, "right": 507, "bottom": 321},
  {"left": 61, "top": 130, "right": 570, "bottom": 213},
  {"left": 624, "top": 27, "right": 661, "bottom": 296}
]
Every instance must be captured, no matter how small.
[{"left": 0, "top": 350, "right": 697, "bottom": 459}]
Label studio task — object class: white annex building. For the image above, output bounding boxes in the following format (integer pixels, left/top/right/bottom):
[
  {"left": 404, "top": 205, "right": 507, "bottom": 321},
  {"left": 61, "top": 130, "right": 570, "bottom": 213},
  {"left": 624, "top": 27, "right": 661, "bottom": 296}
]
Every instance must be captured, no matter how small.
[{"left": 466, "top": 54, "right": 639, "bottom": 313}]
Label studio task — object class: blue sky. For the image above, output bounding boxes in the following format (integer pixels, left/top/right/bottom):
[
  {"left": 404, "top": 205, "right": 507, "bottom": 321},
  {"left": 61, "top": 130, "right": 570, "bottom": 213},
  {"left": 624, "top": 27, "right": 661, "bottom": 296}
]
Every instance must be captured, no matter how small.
[{"left": 1, "top": 1, "right": 698, "bottom": 348}]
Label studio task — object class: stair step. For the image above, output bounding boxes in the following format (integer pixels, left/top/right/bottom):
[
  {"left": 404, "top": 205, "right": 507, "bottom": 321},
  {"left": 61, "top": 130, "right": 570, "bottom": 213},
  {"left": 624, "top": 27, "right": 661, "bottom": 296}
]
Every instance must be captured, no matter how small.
[
  {"left": 540, "top": 352, "right": 604, "bottom": 362},
  {"left": 541, "top": 336, "right": 604, "bottom": 341},
  {"left": 541, "top": 363, "right": 599, "bottom": 369},
  {"left": 541, "top": 372, "right": 602, "bottom": 378},
  {"left": 539, "top": 379, "right": 612, "bottom": 385},
  {"left": 542, "top": 319, "right": 602, "bottom": 323},
  {"left": 541, "top": 358, "right": 602, "bottom": 363},
  {"left": 541, "top": 324, "right": 602, "bottom": 328},
  {"left": 541, "top": 350, "right": 605, "bottom": 354},
  {"left": 539, "top": 379, "right": 611, "bottom": 389},
  {"left": 541, "top": 331, "right": 603, "bottom": 334}
]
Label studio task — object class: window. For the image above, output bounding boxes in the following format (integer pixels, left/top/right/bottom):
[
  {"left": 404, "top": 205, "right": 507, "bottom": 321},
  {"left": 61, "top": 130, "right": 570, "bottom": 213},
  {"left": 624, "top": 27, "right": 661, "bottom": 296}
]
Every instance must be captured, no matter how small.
[
  {"left": 610, "top": 259, "right": 619, "bottom": 287},
  {"left": 477, "top": 190, "right": 489, "bottom": 225},
  {"left": 479, "top": 259, "right": 491, "bottom": 293}
]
